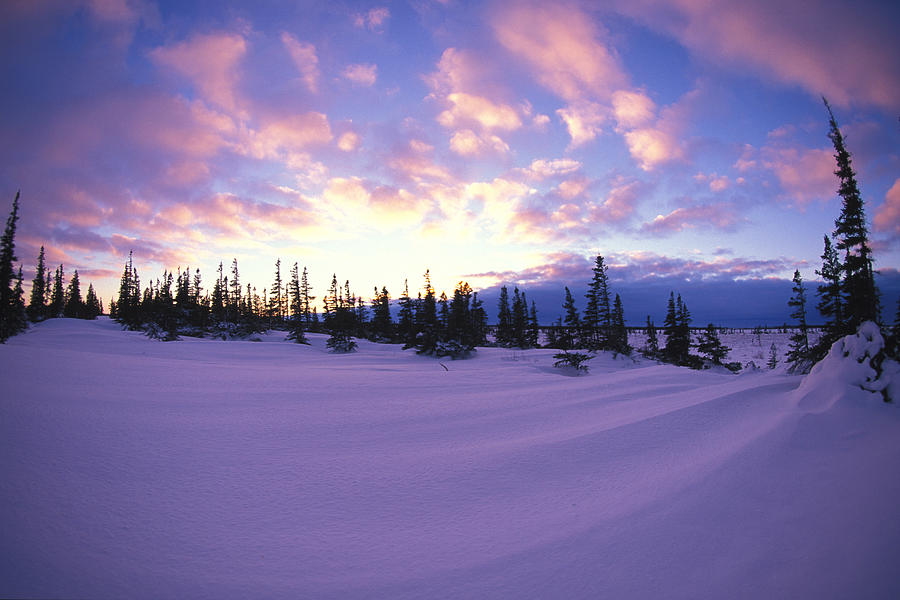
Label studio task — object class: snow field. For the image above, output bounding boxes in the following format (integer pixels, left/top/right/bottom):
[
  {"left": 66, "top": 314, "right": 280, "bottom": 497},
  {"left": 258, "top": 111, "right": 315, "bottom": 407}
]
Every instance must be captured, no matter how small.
[{"left": 2, "top": 318, "right": 899, "bottom": 599}]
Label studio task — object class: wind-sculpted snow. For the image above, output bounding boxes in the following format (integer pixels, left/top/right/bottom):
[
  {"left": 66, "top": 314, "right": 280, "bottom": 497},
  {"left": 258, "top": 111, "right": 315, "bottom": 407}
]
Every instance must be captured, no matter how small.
[{"left": 2, "top": 319, "right": 899, "bottom": 599}]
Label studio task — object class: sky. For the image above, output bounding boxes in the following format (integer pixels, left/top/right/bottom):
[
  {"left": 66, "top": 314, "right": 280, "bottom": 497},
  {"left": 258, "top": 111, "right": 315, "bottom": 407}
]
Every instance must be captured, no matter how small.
[{"left": 1, "top": 0, "right": 899, "bottom": 326}]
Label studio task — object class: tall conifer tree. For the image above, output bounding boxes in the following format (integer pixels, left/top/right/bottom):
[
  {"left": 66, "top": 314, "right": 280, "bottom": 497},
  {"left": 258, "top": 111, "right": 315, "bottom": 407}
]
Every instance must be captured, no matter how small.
[
  {"left": 0, "top": 191, "right": 24, "bottom": 341},
  {"left": 786, "top": 270, "right": 811, "bottom": 371},
  {"left": 824, "top": 98, "right": 879, "bottom": 329},
  {"left": 496, "top": 286, "right": 512, "bottom": 346},
  {"left": 27, "top": 246, "right": 47, "bottom": 321}
]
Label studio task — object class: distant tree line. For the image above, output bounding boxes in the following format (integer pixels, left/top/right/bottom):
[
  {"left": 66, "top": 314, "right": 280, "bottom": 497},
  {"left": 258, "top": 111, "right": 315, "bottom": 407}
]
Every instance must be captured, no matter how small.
[{"left": 2, "top": 101, "right": 897, "bottom": 380}]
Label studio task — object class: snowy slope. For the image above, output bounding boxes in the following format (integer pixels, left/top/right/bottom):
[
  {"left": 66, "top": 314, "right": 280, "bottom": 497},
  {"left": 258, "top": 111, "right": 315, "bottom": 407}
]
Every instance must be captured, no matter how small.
[{"left": 2, "top": 318, "right": 899, "bottom": 599}]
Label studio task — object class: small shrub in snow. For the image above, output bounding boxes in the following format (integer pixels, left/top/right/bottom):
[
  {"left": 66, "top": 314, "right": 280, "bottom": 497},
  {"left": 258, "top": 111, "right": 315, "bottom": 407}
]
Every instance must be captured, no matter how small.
[
  {"left": 553, "top": 351, "right": 592, "bottom": 373},
  {"left": 433, "top": 339, "right": 474, "bottom": 359},
  {"left": 326, "top": 332, "right": 357, "bottom": 353}
]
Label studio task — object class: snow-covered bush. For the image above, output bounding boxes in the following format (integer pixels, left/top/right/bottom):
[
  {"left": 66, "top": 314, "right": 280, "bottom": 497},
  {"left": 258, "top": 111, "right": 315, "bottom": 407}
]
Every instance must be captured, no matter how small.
[{"left": 796, "top": 321, "right": 899, "bottom": 407}]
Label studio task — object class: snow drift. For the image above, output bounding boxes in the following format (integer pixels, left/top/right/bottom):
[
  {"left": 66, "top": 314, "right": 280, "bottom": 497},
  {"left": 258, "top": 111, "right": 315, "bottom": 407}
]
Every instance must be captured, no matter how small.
[
  {"left": 794, "top": 321, "right": 900, "bottom": 411},
  {"left": 2, "top": 318, "right": 899, "bottom": 599}
]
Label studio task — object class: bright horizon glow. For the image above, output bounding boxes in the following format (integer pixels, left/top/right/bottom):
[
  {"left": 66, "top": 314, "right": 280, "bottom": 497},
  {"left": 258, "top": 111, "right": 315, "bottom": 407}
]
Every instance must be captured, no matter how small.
[{"left": 1, "top": 0, "right": 898, "bottom": 324}]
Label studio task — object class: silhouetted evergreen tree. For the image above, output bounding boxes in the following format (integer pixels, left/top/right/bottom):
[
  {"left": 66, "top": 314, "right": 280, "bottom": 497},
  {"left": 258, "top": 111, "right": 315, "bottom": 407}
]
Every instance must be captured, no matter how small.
[
  {"left": 49, "top": 265, "right": 65, "bottom": 318},
  {"left": 825, "top": 98, "right": 879, "bottom": 330},
  {"left": 371, "top": 286, "right": 393, "bottom": 342},
  {"left": 470, "top": 291, "right": 488, "bottom": 346},
  {"left": 414, "top": 269, "right": 439, "bottom": 354},
  {"left": 496, "top": 286, "right": 512, "bottom": 346},
  {"left": 644, "top": 316, "right": 659, "bottom": 357},
  {"left": 583, "top": 255, "right": 611, "bottom": 350},
  {"left": 0, "top": 191, "right": 25, "bottom": 341},
  {"left": 610, "top": 293, "right": 629, "bottom": 355},
  {"left": 441, "top": 281, "right": 475, "bottom": 357},
  {"left": 814, "top": 235, "right": 843, "bottom": 358},
  {"left": 438, "top": 291, "right": 449, "bottom": 330},
  {"left": 528, "top": 300, "right": 540, "bottom": 348},
  {"left": 663, "top": 292, "right": 692, "bottom": 364},
  {"left": 27, "top": 245, "right": 47, "bottom": 321},
  {"left": 300, "top": 266, "right": 315, "bottom": 329},
  {"left": 229, "top": 258, "right": 242, "bottom": 319},
  {"left": 697, "top": 324, "right": 729, "bottom": 364},
  {"left": 64, "top": 270, "right": 84, "bottom": 318},
  {"left": 397, "top": 279, "right": 416, "bottom": 347},
  {"left": 10, "top": 266, "right": 26, "bottom": 333},
  {"left": 561, "top": 287, "right": 580, "bottom": 350},
  {"left": 270, "top": 258, "right": 284, "bottom": 323},
  {"left": 512, "top": 287, "right": 528, "bottom": 347},
  {"left": 786, "top": 270, "right": 812, "bottom": 372},
  {"left": 85, "top": 283, "right": 101, "bottom": 319}
]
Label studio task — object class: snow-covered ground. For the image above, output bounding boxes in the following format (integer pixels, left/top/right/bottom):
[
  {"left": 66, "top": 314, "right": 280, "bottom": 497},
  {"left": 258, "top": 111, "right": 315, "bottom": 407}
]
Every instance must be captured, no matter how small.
[{"left": 2, "top": 318, "right": 899, "bottom": 599}]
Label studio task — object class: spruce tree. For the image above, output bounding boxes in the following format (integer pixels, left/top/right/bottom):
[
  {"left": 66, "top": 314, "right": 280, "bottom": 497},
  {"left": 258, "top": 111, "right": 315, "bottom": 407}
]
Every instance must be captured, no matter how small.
[
  {"left": 528, "top": 300, "right": 540, "bottom": 348},
  {"left": 786, "top": 270, "right": 811, "bottom": 372},
  {"left": 0, "top": 191, "right": 24, "bottom": 341},
  {"left": 496, "top": 286, "right": 512, "bottom": 346},
  {"left": 445, "top": 281, "right": 475, "bottom": 356},
  {"left": 27, "top": 246, "right": 47, "bottom": 321},
  {"left": 697, "top": 324, "right": 729, "bottom": 364},
  {"left": 645, "top": 316, "right": 659, "bottom": 357},
  {"left": 825, "top": 98, "right": 879, "bottom": 329},
  {"left": 10, "top": 266, "right": 26, "bottom": 334},
  {"left": 398, "top": 279, "right": 416, "bottom": 348},
  {"left": 49, "top": 265, "right": 65, "bottom": 318},
  {"left": 610, "top": 293, "right": 629, "bottom": 355},
  {"left": 470, "top": 291, "right": 488, "bottom": 346},
  {"left": 512, "top": 287, "right": 527, "bottom": 347},
  {"left": 816, "top": 235, "right": 843, "bottom": 342},
  {"left": 416, "top": 269, "right": 438, "bottom": 354},
  {"left": 562, "top": 286, "right": 580, "bottom": 350},
  {"left": 300, "top": 266, "right": 315, "bottom": 329},
  {"left": 583, "top": 255, "right": 611, "bottom": 350},
  {"left": 229, "top": 258, "right": 241, "bottom": 319},
  {"left": 371, "top": 286, "right": 393, "bottom": 342},
  {"left": 85, "top": 283, "right": 101, "bottom": 319},
  {"left": 270, "top": 258, "right": 283, "bottom": 323},
  {"left": 64, "top": 270, "right": 84, "bottom": 318}
]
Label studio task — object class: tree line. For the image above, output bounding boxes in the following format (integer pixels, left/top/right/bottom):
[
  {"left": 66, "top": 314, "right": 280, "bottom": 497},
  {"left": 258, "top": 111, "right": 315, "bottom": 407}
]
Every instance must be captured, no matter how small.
[{"left": 2, "top": 101, "right": 898, "bottom": 377}]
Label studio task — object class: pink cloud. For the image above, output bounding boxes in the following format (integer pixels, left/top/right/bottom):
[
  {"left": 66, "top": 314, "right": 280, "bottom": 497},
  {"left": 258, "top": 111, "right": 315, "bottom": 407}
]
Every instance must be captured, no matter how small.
[
  {"left": 517, "top": 158, "right": 582, "bottom": 181},
  {"left": 493, "top": 3, "right": 628, "bottom": 103},
  {"left": 243, "top": 112, "right": 333, "bottom": 159},
  {"left": 610, "top": 0, "right": 900, "bottom": 110},
  {"left": 281, "top": 33, "right": 319, "bottom": 94},
  {"left": 874, "top": 178, "right": 900, "bottom": 235},
  {"left": 556, "top": 102, "right": 607, "bottom": 147},
  {"left": 623, "top": 127, "right": 681, "bottom": 171},
  {"left": 150, "top": 32, "right": 247, "bottom": 113},
  {"left": 337, "top": 131, "right": 361, "bottom": 152},
  {"left": 449, "top": 130, "right": 509, "bottom": 156},
  {"left": 641, "top": 203, "right": 743, "bottom": 235},
  {"left": 342, "top": 63, "right": 377, "bottom": 87},
  {"left": 590, "top": 178, "right": 641, "bottom": 223},
  {"left": 611, "top": 89, "right": 656, "bottom": 129},
  {"left": 438, "top": 93, "right": 522, "bottom": 132},
  {"left": 761, "top": 145, "right": 834, "bottom": 206},
  {"left": 353, "top": 7, "right": 390, "bottom": 31}
]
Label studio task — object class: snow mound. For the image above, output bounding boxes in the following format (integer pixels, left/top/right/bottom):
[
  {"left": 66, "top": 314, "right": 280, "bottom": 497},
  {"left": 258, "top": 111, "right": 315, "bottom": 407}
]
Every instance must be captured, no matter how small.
[{"left": 794, "top": 322, "right": 899, "bottom": 411}]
